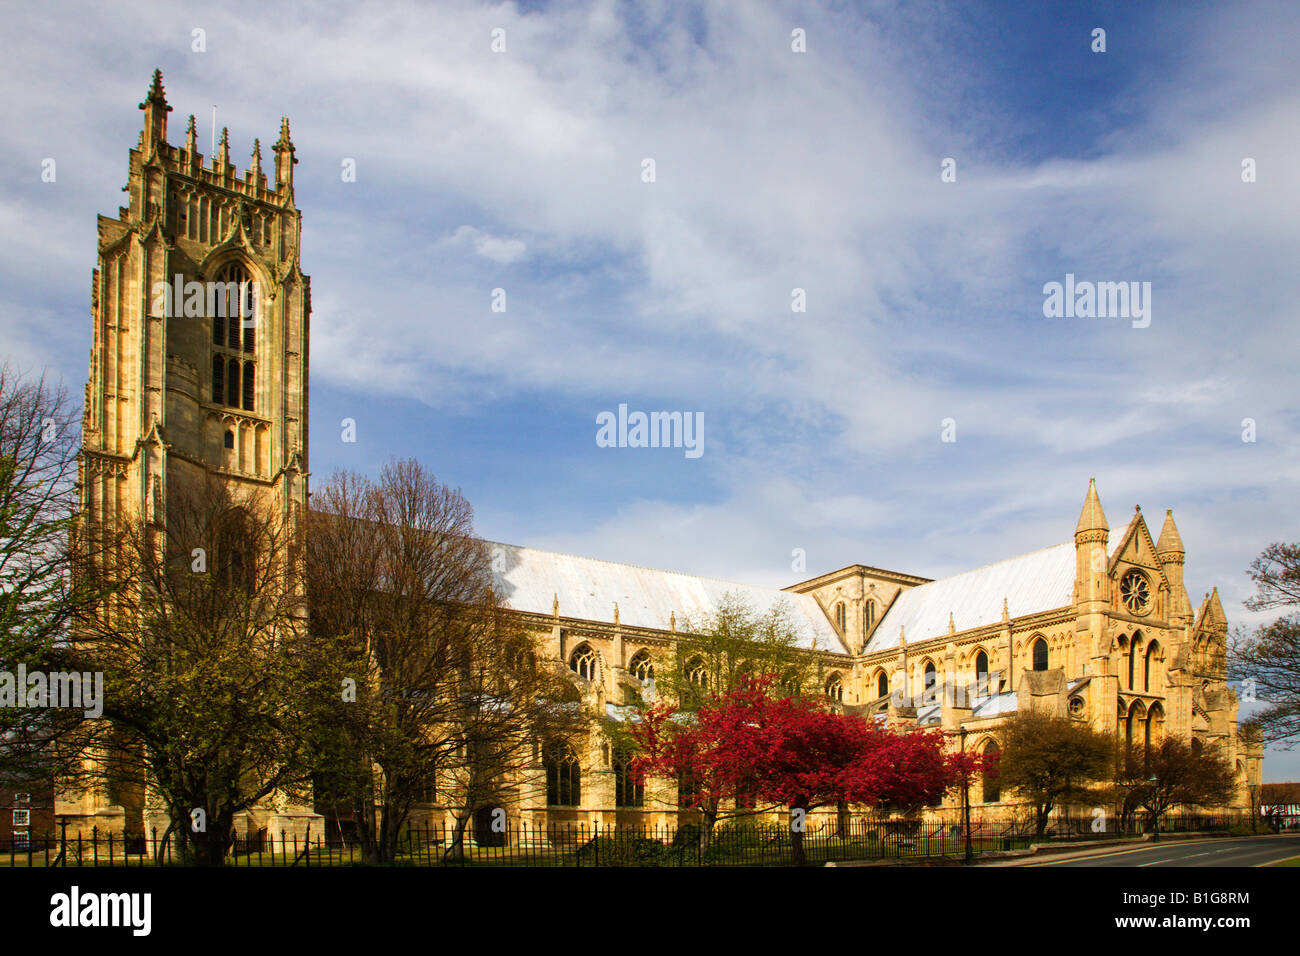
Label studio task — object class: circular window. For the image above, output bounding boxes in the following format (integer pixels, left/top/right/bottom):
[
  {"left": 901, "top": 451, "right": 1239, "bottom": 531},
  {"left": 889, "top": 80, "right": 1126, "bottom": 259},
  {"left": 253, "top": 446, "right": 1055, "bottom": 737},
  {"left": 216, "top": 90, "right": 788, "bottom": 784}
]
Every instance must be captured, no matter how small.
[
  {"left": 1068, "top": 697, "right": 1085, "bottom": 718},
  {"left": 1120, "top": 569, "right": 1151, "bottom": 615}
]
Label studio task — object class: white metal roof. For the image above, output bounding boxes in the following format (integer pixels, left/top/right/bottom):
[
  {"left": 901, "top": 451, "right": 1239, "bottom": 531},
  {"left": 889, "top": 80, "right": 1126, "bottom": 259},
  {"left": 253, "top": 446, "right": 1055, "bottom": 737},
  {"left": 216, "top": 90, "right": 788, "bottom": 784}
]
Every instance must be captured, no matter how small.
[
  {"left": 971, "top": 691, "right": 1019, "bottom": 719},
  {"left": 486, "top": 540, "right": 848, "bottom": 654},
  {"left": 866, "top": 542, "right": 1075, "bottom": 653}
]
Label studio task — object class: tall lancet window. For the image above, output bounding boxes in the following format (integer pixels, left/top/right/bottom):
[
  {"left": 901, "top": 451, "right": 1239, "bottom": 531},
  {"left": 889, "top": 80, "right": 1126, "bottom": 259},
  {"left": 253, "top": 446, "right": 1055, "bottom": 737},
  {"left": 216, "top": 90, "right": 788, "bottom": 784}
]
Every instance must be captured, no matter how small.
[{"left": 210, "top": 262, "right": 256, "bottom": 412}]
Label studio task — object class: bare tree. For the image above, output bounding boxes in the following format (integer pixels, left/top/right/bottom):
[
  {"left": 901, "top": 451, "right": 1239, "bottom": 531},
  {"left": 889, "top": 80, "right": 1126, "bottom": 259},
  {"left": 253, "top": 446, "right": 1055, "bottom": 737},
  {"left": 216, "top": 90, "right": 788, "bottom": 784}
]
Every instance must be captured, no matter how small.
[
  {"left": 0, "top": 364, "right": 102, "bottom": 780},
  {"left": 69, "top": 474, "right": 321, "bottom": 866},
  {"left": 307, "top": 460, "right": 579, "bottom": 863},
  {"left": 437, "top": 608, "right": 586, "bottom": 862},
  {"left": 1229, "top": 542, "right": 1300, "bottom": 746}
]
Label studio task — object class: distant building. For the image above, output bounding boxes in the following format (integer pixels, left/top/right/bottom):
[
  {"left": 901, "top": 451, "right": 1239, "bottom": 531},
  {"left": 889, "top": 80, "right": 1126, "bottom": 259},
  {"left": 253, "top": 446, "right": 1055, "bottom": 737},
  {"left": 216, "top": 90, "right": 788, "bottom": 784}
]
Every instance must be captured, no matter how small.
[
  {"left": 0, "top": 778, "right": 54, "bottom": 849},
  {"left": 1260, "top": 782, "right": 1300, "bottom": 830}
]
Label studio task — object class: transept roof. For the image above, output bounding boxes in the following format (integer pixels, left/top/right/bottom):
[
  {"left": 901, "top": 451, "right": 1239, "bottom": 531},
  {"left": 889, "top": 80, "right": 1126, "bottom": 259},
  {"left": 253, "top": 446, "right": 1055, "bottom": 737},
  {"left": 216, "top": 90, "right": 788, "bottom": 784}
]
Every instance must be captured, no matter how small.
[
  {"left": 866, "top": 542, "right": 1076, "bottom": 653},
  {"left": 485, "top": 540, "right": 849, "bottom": 654}
]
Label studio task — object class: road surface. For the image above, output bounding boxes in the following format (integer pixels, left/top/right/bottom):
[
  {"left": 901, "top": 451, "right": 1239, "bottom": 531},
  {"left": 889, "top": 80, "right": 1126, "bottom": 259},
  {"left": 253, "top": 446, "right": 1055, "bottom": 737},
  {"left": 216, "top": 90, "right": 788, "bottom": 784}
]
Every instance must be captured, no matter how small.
[{"left": 1020, "top": 834, "right": 1300, "bottom": 867}]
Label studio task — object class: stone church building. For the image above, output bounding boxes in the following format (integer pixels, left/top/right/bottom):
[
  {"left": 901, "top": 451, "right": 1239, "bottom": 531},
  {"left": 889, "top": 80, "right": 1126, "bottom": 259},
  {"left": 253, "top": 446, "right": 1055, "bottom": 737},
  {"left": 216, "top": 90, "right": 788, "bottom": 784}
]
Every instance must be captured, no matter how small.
[{"left": 58, "top": 74, "right": 1261, "bottom": 842}]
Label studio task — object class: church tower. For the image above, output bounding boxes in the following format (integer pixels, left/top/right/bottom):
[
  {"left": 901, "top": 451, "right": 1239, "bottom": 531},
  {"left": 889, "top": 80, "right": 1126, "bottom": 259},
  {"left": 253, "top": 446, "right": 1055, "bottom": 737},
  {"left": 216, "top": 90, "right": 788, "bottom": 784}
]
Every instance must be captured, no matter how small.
[
  {"left": 67, "top": 70, "right": 312, "bottom": 835},
  {"left": 80, "top": 68, "right": 309, "bottom": 566}
]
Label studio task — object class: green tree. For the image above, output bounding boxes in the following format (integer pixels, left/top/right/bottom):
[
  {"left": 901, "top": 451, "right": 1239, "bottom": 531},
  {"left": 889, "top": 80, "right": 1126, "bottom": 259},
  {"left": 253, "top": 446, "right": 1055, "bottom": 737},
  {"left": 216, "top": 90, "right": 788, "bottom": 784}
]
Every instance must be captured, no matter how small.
[
  {"left": 70, "top": 474, "right": 323, "bottom": 866},
  {"left": 1112, "top": 737, "right": 1236, "bottom": 835},
  {"left": 655, "top": 592, "right": 818, "bottom": 710},
  {"left": 995, "top": 710, "right": 1113, "bottom": 836}
]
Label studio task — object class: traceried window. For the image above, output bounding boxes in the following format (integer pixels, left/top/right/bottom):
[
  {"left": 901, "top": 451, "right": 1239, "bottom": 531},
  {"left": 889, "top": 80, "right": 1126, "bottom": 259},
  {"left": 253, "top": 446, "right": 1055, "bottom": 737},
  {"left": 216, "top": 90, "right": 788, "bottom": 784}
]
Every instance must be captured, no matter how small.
[
  {"left": 569, "top": 643, "right": 596, "bottom": 681},
  {"left": 980, "top": 741, "right": 1001, "bottom": 803},
  {"left": 544, "top": 741, "right": 581, "bottom": 807},
  {"left": 825, "top": 673, "right": 844, "bottom": 703},
  {"left": 1120, "top": 569, "right": 1151, "bottom": 615},
  {"left": 923, "top": 660, "right": 937, "bottom": 703},
  {"left": 217, "top": 507, "right": 254, "bottom": 593},
  {"left": 1144, "top": 641, "right": 1158, "bottom": 693},
  {"left": 1031, "top": 638, "right": 1049, "bottom": 671},
  {"left": 210, "top": 262, "right": 256, "bottom": 412},
  {"left": 681, "top": 655, "right": 709, "bottom": 708},
  {"left": 629, "top": 650, "right": 654, "bottom": 683},
  {"left": 613, "top": 748, "right": 644, "bottom": 808}
]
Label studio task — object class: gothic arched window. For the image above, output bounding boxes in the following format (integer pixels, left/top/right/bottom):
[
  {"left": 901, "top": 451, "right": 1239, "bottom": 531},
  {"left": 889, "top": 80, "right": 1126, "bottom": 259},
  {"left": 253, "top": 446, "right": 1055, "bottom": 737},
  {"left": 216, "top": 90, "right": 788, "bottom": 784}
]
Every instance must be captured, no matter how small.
[
  {"left": 975, "top": 650, "right": 989, "bottom": 696},
  {"left": 923, "top": 660, "right": 937, "bottom": 703},
  {"left": 834, "top": 602, "right": 846, "bottom": 631},
  {"left": 1031, "top": 638, "right": 1048, "bottom": 672},
  {"left": 629, "top": 650, "right": 654, "bottom": 683},
  {"left": 825, "top": 673, "right": 843, "bottom": 703},
  {"left": 864, "top": 600, "right": 875, "bottom": 633},
  {"left": 877, "top": 671, "right": 889, "bottom": 699},
  {"left": 544, "top": 741, "right": 580, "bottom": 807},
  {"left": 1144, "top": 641, "right": 1158, "bottom": 693},
  {"left": 568, "top": 643, "right": 596, "bottom": 681},
  {"left": 980, "top": 740, "right": 1001, "bottom": 803},
  {"left": 217, "top": 507, "right": 254, "bottom": 593},
  {"left": 613, "top": 748, "right": 643, "bottom": 808},
  {"left": 210, "top": 262, "right": 256, "bottom": 413}
]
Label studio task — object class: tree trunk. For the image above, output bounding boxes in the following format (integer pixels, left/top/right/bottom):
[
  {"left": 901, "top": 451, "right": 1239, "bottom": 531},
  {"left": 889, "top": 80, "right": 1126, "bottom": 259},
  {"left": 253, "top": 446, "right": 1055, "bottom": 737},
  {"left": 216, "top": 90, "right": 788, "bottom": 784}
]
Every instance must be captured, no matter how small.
[
  {"left": 836, "top": 800, "right": 850, "bottom": 839},
  {"left": 445, "top": 802, "right": 473, "bottom": 863},
  {"left": 154, "top": 817, "right": 180, "bottom": 867},
  {"left": 1035, "top": 804, "right": 1050, "bottom": 837},
  {"left": 699, "top": 804, "right": 719, "bottom": 855},
  {"left": 193, "top": 810, "right": 234, "bottom": 867},
  {"left": 790, "top": 799, "right": 810, "bottom": 867}
]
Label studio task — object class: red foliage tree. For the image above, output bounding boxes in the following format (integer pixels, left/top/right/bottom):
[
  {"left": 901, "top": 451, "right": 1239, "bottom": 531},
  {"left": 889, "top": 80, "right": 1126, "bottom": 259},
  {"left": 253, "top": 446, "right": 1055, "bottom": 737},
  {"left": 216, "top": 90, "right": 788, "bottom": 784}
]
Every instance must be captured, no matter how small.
[{"left": 632, "top": 675, "right": 991, "bottom": 863}]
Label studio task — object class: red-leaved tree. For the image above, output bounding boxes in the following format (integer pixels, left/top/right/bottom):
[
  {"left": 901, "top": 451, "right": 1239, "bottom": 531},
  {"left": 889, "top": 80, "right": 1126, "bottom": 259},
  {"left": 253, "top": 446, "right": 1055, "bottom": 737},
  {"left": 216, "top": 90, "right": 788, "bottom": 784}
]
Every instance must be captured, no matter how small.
[{"left": 632, "top": 676, "right": 990, "bottom": 864}]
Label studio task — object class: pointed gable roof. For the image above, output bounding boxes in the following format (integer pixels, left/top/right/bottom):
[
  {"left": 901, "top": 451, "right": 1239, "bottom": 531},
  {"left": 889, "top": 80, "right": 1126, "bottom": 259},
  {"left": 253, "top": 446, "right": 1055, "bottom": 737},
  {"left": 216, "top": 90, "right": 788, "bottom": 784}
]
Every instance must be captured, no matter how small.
[
  {"left": 1107, "top": 506, "right": 1169, "bottom": 590},
  {"left": 865, "top": 543, "right": 1076, "bottom": 653},
  {"left": 1194, "top": 587, "right": 1228, "bottom": 632}
]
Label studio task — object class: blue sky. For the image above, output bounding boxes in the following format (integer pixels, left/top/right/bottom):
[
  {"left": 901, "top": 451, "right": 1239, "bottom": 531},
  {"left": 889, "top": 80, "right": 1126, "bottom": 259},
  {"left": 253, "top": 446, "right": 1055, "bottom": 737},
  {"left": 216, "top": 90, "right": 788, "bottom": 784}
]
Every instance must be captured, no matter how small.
[{"left": 2, "top": 1, "right": 1298, "bottom": 778}]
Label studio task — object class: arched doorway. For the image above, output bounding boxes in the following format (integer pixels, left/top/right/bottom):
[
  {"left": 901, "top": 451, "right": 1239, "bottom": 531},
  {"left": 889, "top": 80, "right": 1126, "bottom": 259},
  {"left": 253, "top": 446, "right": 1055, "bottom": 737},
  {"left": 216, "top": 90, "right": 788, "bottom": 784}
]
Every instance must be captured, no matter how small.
[{"left": 473, "top": 804, "right": 507, "bottom": 847}]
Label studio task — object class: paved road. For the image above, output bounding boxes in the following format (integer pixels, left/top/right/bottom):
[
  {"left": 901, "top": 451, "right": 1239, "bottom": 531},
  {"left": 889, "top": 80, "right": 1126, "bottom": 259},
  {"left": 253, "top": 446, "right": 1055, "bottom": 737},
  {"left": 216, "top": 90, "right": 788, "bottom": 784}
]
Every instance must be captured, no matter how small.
[{"left": 1025, "top": 834, "right": 1300, "bottom": 867}]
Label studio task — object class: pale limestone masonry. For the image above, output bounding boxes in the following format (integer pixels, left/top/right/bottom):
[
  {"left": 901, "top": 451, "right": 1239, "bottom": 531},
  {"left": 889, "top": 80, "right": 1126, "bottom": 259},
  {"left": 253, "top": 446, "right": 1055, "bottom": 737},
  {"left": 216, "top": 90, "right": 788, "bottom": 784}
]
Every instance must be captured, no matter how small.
[
  {"left": 61, "top": 71, "right": 317, "bottom": 842},
  {"left": 66, "top": 73, "right": 1259, "bottom": 845}
]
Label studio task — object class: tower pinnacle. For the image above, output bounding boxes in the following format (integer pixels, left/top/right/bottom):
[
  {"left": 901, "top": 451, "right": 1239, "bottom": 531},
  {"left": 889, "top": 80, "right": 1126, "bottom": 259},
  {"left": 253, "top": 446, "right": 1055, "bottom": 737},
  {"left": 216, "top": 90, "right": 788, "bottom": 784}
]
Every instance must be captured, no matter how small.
[
  {"left": 1075, "top": 477, "right": 1109, "bottom": 539},
  {"left": 1156, "top": 508, "right": 1185, "bottom": 556},
  {"left": 138, "top": 68, "right": 173, "bottom": 148}
]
